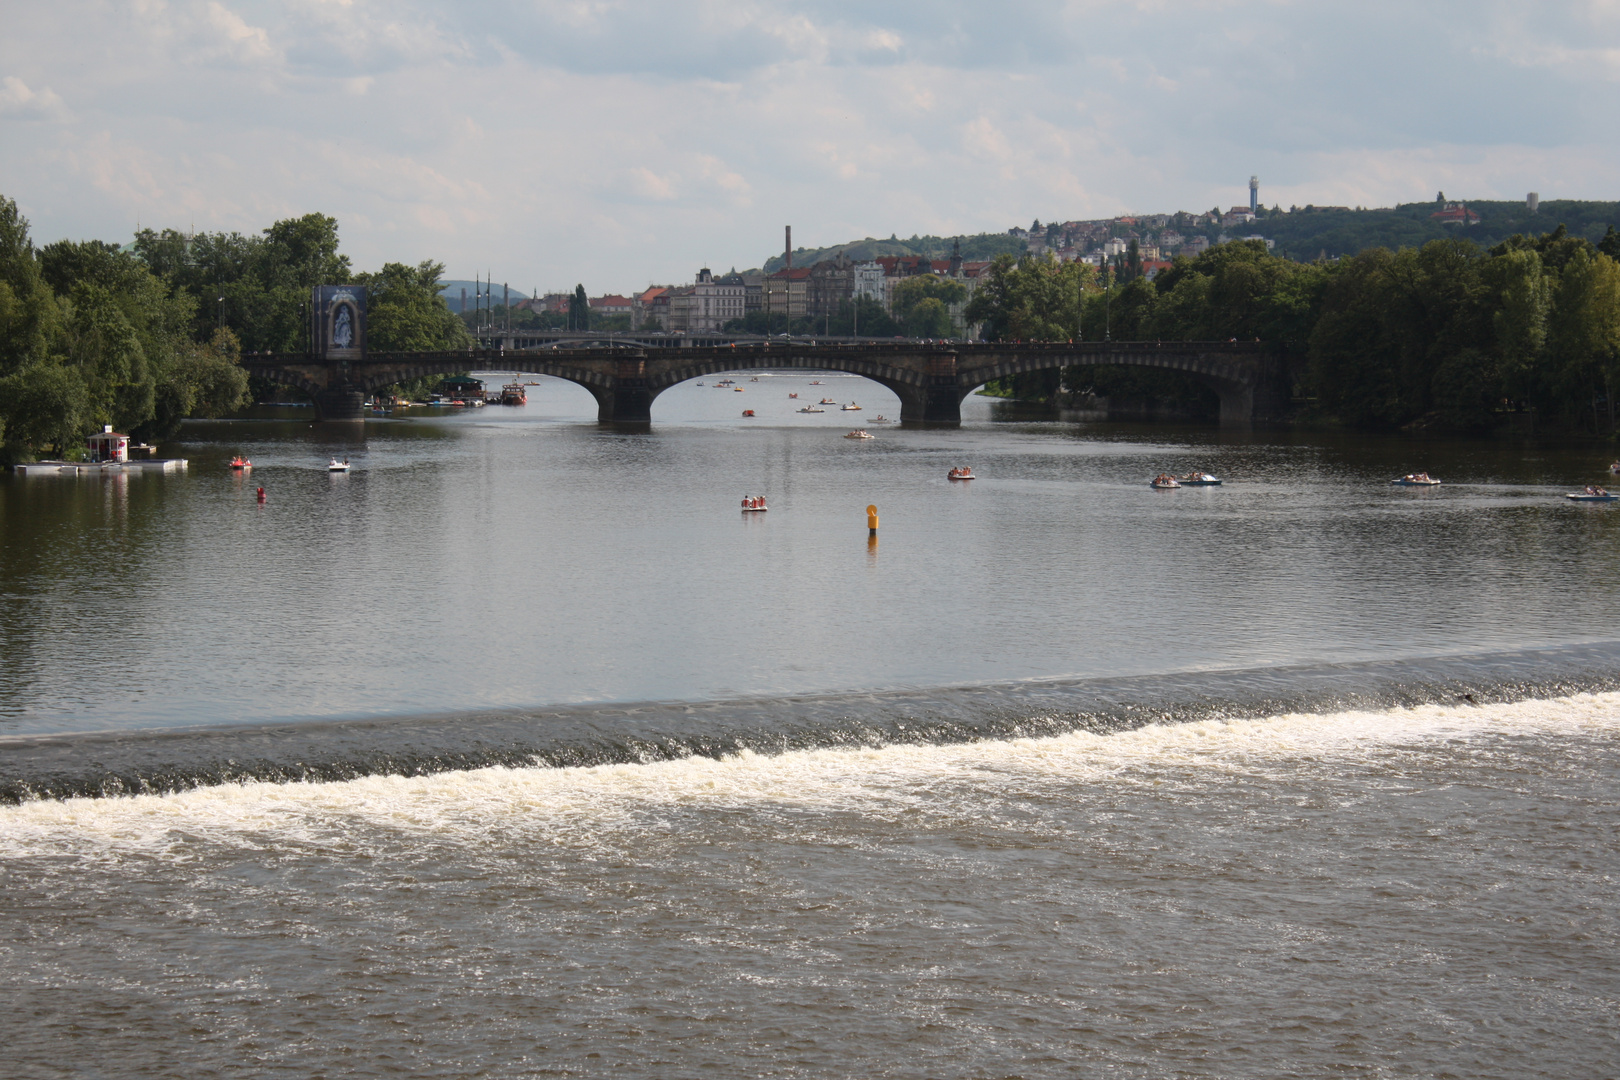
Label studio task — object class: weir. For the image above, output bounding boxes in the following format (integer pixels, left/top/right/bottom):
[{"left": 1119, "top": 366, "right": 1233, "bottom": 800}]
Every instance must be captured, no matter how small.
[{"left": 245, "top": 336, "right": 1288, "bottom": 427}]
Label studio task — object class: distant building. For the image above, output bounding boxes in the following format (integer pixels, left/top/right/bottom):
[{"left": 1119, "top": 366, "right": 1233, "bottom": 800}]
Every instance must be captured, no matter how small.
[
  {"left": 666, "top": 268, "right": 745, "bottom": 332},
  {"left": 1240, "top": 235, "right": 1276, "bottom": 251},
  {"left": 1224, "top": 206, "right": 1256, "bottom": 225},
  {"left": 806, "top": 253, "right": 856, "bottom": 321},
  {"left": 1430, "top": 202, "right": 1480, "bottom": 226},
  {"left": 763, "top": 266, "right": 812, "bottom": 321},
  {"left": 590, "top": 294, "right": 632, "bottom": 316},
  {"left": 1183, "top": 236, "right": 1211, "bottom": 257}
]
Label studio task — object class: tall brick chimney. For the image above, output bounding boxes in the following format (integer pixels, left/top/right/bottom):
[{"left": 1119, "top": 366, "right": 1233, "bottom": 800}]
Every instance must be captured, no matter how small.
[{"left": 785, "top": 226, "right": 792, "bottom": 270}]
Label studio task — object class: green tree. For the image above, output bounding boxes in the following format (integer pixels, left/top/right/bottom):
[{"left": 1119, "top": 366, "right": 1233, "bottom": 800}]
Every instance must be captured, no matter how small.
[
  {"left": 891, "top": 275, "right": 966, "bottom": 337},
  {"left": 569, "top": 284, "right": 590, "bottom": 331}
]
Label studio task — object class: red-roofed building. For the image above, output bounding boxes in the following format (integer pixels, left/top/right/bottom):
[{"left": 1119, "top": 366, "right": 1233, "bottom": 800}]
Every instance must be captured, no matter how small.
[
  {"left": 1431, "top": 203, "right": 1480, "bottom": 225},
  {"left": 590, "top": 294, "right": 632, "bottom": 315}
]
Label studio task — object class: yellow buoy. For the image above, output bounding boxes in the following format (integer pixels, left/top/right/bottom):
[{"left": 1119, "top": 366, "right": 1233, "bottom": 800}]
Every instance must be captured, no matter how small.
[{"left": 866, "top": 503, "right": 878, "bottom": 534}]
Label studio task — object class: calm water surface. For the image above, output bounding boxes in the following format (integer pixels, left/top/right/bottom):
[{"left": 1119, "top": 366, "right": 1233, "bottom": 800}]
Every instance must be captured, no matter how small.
[{"left": 2, "top": 371, "right": 1618, "bottom": 1077}]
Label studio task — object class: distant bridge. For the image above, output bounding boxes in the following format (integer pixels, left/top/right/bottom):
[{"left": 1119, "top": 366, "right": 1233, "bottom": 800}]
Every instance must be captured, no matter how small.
[{"left": 244, "top": 338, "right": 1286, "bottom": 427}]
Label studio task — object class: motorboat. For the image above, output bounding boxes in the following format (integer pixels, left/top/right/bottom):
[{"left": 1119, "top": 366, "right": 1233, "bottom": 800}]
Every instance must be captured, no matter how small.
[
  {"left": 1567, "top": 487, "right": 1617, "bottom": 502},
  {"left": 1151, "top": 473, "right": 1180, "bottom": 489},
  {"left": 844, "top": 430, "right": 875, "bottom": 440},
  {"left": 797, "top": 406, "right": 825, "bottom": 413},
  {"left": 819, "top": 398, "right": 837, "bottom": 405},
  {"left": 1178, "top": 471, "right": 1222, "bottom": 485},
  {"left": 841, "top": 402, "right": 862, "bottom": 411},
  {"left": 1392, "top": 473, "right": 1441, "bottom": 486},
  {"left": 948, "top": 467, "right": 975, "bottom": 480},
  {"left": 229, "top": 456, "right": 252, "bottom": 469},
  {"left": 327, "top": 458, "right": 350, "bottom": 472}
]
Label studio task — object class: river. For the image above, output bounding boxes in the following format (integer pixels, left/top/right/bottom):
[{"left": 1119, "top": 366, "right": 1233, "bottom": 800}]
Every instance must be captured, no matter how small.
[{"left": 2, "top": 371, "right": 1617, "bottom": 1077}]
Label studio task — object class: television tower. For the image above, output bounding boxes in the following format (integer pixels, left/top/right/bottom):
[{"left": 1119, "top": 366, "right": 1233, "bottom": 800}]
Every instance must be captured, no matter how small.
[{"left": 1250, "top": 176, "right": 1259, "bottom": 214}]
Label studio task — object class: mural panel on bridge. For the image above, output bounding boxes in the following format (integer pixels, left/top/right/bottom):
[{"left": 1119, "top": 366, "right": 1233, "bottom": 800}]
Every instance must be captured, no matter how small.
[{"left": 311, "top": 285, "right": 366, "bottom": 362}]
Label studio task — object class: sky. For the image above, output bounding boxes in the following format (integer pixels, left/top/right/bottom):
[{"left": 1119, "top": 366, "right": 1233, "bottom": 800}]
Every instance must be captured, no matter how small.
[{"left": 2, "top": 0, "right": 1618, "bottom": 294}]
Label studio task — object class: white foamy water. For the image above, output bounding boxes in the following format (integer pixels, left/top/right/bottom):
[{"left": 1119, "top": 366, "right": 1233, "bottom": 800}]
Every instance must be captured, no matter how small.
[{"left": 6, "top": 691, "right": 1616, "bottom": 856}]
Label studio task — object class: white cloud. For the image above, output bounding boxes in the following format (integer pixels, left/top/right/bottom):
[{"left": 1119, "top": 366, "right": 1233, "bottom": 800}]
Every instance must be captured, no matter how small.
[{"left": 0, "top": 76, "right": 66, "bottom": 119}]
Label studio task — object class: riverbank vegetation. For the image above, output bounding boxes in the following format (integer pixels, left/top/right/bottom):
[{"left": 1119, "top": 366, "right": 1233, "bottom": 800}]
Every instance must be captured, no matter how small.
[
  {"left": 0, "top": 196, "right": 467, "bottom": 459},
  {"left": 968, "top": 226, "right": 1620, "bottom": 437}
]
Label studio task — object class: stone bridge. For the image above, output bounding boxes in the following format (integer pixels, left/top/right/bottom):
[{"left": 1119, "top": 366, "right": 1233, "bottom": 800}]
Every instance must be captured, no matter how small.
[{"left": 244, "top": 339, "right": 1286, "bottom": 427}]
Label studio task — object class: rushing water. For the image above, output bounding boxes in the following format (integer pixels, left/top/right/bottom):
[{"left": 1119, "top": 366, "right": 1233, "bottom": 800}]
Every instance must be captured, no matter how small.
[{"left": 3, "top": 372, "right": 1618, "bottom": 1076}]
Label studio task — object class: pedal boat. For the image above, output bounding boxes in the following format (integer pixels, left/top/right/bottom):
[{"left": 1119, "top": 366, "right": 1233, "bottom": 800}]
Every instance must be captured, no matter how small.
[
  {"left": 798, "top": 406, "right": 825, "bottom": 413},
  {"left": 844, "top": 430, "right": 875, "bottom": 440},
  {"left": 229, "top": 457, "right": 252, "bottom": 469},
  {"left": 1566, "top": 491, "right": 1618, "bottom": 502},
  {"left": 1392, "top": 475, "right": 1442, "bottom": 486},
  {"left": 327, "top": 458, "right": 350, "bottom": 472},
  {"left": 948, "top": 469, "right": 975, "bottom": 480},
  {"left": 1151, "top": 476, "right": 1181, "bottom": 489},
  {"left": 1178, "top": 472, "right": 1221, "bottom": 485}
]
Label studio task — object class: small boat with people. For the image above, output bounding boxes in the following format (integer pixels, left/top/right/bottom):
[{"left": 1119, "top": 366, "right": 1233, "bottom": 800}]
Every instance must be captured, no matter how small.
[
  {"left": 844, "top": 430, "right": 875, "bottom": 440},
  {"left": 1567, "top": 486, "right": 1617, "bottom": 502},
  {"left": 869, "top": 415, "right": 893, "bottom": 423},
  {"left": 841, "top": 402, "right": 862, "bottom": 411},
  {"left": 1151, "top": 473, "right": 1181, "bottom": 489},
  {"left": 797, "top": 405, "right": 825, "bottom": 413},
  {"left": 1392, "top": 473, "right": 1441, "bottom": 486},
  {"left": 740, "top": 495, "right": 768, "bottom": 512},
  {"left": 328, "top": 458, "right": 350, "bottom": 472},
  {"left": 809, "top": 380, "right": 822, "bottom": 385},
  {"left": 1178, "top": 471, "right": 1221, "bottom": 485},
  {"left": 741, "top": 409, "right": 755, "bottom": 417},
  {"left": 230, "top": 456, "right": 252, "bottom": 470},
  {"left": 948, "top": 466, "right": 975, "bottom": 480},
  {"left": 1610, "top": 461, "right": 1620, "bottom": 474},
  {"left": 716, "top": 379, "right": 735, "bottom": 387},
  {"left": 819, "top": 398, "right": 837, "bottom": 405},
  {"left": 788, "top": 393, "right": 799, "bottom": 398}
]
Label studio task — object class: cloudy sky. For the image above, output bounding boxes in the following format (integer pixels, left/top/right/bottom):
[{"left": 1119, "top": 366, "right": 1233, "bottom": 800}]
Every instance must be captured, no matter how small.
[{"left": 2, "top": 1, "right": 1617, "bottom": 293}]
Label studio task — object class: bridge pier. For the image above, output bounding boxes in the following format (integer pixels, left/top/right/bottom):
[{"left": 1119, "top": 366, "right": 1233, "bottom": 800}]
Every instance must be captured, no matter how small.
[
  {"left": 594, "top": 355, "right": 654, "bottom": 425},
  {"left": 313, "top": 387, "right": 365, "bottom": 422}
]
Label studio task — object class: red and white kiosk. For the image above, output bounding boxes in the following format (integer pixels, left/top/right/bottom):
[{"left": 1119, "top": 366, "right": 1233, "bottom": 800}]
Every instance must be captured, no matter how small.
[{"left": 86, "top": 425, "right": 130, "bottom": 463}]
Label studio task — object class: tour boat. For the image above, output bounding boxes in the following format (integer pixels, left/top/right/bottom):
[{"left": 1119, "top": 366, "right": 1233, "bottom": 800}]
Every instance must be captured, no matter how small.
[
  {"left": 841, "top": 402, "right": 862, "bottom": 411},
  {"left": 819, "top": 398, "right": 837, "bottom": 405},
  {"left": 948, "top": 468, "right": 975, "bottom": 480},
  {"left": 1178, "top": 471, "right": 1222, "bottom": 485},
  {"left": 500, "top": 383, "right": 527, "bottom": 405},
  {"left": 1151, "top": 474, "right": 1180, "bottom": 489},
  {"left": 229, "top": 457, "right": 251, "bottom": 470},
  {"left": 1392, "top": 474, "right": 1441, "bottom": 486},
  {"left": 844, "top": 430, "right": 875, "bottom": 440},
  {"left": 328, "top": 458, "right": 350, "bottom": 472},
  {"left": 742, "top": 410, "right": 755, "bottom": 417},
  {"left": 798, "top": 406, "right": 825, "bottom": 413}
]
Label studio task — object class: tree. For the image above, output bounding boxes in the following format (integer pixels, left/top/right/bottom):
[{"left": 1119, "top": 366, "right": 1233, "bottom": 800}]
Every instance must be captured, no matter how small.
[
  {"left": 891, "top": 275, "right": 966, "bottom": 337},
  {"left": 568, "top": 284, "right": 590, "bottom": 332}
]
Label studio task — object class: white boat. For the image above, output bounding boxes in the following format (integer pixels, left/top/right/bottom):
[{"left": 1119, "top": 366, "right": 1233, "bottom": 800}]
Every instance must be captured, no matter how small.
[
  {"left": 841, "top": 402, "right": 862, "bottom": 411},
  {"left": 1567, "top": 488, "right": 1617, "bottom": 502},
  {"left": 948, "top": 469, "right": 974, "bottom": 480},
  {"left": 869, "top": 415, "right": 894, "bottom": 423},
  {"left": 1178, "top": 472, "right": 1221, "bottom": 485},
  {"left": 819, "top": 398, "right": 837, "bottom": 405},
  {"left": 844, "top": 430, "right": 875, "bottom": 440},
  {"left": 328, "top": 458, "right": 350, "bottom": 472},
  {"left": 1151, "top": 474, "right": 1180, "bottom": 489},
  {"left": 1392, "top": 475, "right": 1441, "bottom": 486},
  {"left": 798, "top": 406, "right": 825, "bottom": 413}
]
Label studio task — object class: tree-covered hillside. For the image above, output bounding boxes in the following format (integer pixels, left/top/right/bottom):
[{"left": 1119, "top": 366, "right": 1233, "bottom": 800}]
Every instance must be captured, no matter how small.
[
  {"left": 761, "top": 232, "right": 1026, "bottom": 273},
  {"left": 1241, "top": 199, "right": 1620, "bottom": 261}
]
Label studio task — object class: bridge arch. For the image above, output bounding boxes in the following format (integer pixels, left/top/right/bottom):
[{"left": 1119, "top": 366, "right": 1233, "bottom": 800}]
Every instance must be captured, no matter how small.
[{"left": 959, "top": 348, "right": 1260, "bottom": 425}]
